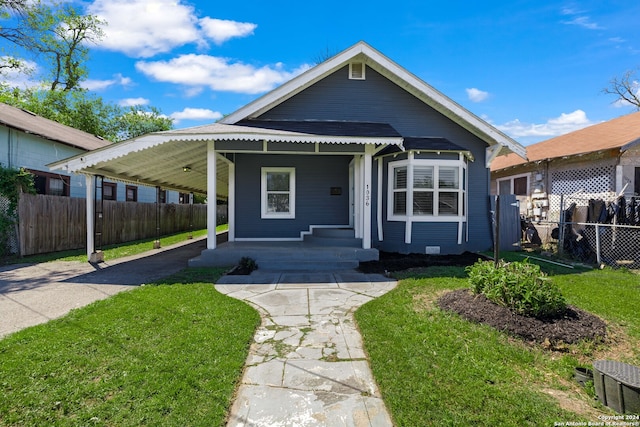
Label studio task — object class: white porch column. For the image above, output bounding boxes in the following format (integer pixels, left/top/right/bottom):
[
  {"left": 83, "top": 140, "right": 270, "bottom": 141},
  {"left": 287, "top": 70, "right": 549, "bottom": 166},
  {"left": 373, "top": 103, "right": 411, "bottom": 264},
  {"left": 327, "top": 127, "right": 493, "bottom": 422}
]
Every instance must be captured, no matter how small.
[
  {"left": 353, "top": 156, "right": 362, "bottom": 239},
  {"left": 228, "top": 161, "right": 235, "bottom": 242},
  {"left": 363, "top": 145, "right": 373, "bottom": 249},
  {"left": 85, "top": 175, "right": 95, "bottom": 261},
  {"left": 207, "top": 141, "right": 217, "bottom": 249}
]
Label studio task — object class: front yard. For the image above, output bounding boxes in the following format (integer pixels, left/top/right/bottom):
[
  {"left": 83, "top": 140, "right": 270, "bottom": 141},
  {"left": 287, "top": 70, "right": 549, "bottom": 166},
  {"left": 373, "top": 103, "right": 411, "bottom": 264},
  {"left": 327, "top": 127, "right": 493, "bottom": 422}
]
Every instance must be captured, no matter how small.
[
  {"left": 355, "top": 260, "right": 640, "bottom": 426},
  {"left": 1, "top": 250, "right": 638, "bottom": 426}
]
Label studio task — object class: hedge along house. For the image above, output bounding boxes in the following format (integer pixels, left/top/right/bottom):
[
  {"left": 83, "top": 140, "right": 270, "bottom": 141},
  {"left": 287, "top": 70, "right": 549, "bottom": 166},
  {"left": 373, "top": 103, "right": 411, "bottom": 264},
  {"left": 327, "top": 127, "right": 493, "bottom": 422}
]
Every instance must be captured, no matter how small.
[{"left": 49, "top": 42, "right": 526, "bottom": 267}]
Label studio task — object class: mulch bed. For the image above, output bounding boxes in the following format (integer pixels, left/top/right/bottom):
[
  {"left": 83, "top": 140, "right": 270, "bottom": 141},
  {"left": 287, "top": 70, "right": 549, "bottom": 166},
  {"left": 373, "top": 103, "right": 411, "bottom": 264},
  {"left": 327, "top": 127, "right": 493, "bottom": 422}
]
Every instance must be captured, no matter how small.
[
  {"left": 358, "top": 251, "right": 488, "bottom": 274},
  {"left": 359, "top": 251, "right": 607, "bottom": 347},
  {"left": 437, "top": 289, "right": 607, "bottom": 346}
]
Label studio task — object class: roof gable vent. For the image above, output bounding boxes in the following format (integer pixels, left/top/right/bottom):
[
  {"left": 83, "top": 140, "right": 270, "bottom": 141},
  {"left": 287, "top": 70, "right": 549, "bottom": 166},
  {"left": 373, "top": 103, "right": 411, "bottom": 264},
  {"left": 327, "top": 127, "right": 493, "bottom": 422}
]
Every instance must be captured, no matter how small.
[{"left": 349, "top": 62, "right": 365, "bottom": 80}]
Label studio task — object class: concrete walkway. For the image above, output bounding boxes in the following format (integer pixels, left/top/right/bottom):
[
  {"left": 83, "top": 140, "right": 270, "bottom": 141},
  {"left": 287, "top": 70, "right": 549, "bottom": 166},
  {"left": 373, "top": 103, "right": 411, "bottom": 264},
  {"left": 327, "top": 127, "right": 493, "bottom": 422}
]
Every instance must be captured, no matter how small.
[{"left": 216, "top": 270, "right": 397, "bottom": 427}]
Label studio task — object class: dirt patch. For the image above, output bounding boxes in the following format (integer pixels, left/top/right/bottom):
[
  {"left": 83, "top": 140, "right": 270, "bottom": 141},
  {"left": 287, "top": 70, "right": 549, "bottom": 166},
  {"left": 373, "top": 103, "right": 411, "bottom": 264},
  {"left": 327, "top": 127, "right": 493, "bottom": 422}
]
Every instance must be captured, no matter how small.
[
  {"left": 437, "top": 289, "right": 607, "bottom": 346},
  {"left": 358, "top": 251, "right": 487, "bottom": 274}
]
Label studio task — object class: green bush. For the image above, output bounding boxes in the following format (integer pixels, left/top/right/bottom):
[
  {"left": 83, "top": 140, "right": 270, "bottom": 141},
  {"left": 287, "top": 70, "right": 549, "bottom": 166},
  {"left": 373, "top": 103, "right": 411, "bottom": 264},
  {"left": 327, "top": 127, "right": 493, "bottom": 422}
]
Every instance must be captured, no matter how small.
[{"left": 466, "top": 259, "right": 567, "bottom": 319}]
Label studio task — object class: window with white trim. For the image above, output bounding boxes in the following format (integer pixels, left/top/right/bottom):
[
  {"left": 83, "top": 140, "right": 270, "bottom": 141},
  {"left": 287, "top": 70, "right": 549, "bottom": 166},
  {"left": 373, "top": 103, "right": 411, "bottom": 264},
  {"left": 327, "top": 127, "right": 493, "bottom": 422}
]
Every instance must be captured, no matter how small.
[
  {"left": 497, "top": 174, "right": 528, "bottom": 195},
  {"left": 261, "top": 167, "right": 295, "bottom": 219},
  {"left": 388, "top": 157, "right": 466, "bottom": 221}
]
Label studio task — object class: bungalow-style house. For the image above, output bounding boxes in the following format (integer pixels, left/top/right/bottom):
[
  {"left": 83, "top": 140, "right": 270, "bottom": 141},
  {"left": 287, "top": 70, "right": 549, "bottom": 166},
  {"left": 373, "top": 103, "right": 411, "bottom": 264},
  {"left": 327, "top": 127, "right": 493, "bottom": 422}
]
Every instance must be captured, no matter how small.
[
  {"left": 490, "top": 111, "right": 640, "bottom": 223},
  {"left": 0, "top": 102, "right": 183, "bottom": 203},
  {"left": 50, "top": 41, "right": 526, "bottom": 266}
]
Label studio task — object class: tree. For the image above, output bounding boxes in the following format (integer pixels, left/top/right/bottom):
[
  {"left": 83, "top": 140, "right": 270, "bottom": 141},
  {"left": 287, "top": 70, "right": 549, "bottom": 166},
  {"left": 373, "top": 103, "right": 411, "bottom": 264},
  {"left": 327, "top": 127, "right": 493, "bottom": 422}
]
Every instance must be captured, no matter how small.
[
  {"left": 0, "top": 86, "right": 174, "bottom": 141},
  {"left": 0, "top": 1, "right": 173, "bottom": 141},
  {"left": 114, "top": 106, "right": 173, "bottom": 141},
  {"left": 15, "top": 2, "right": 105, "bottom": 91},
  {"left": 603, "top": 68, "right": 640, "bottom": 110}
]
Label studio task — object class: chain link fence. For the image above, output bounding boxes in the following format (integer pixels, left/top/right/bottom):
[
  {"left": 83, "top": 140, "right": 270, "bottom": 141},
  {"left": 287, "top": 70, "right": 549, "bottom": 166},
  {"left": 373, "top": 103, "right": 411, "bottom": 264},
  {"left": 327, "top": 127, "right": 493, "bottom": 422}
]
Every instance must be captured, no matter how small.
[
  {"left": 559, "top": 222, "right": 640, "bottom": 269},
  {"left": 542, "top": 191, "right": 640, "bottom": 269}
]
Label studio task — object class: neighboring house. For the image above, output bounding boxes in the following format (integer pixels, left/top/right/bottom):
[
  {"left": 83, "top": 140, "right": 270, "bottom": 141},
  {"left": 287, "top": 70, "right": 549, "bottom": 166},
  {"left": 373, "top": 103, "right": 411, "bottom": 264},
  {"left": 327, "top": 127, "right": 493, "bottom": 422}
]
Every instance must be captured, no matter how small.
[
  {"left": 0, "top": 102, "right": 184, "bottom": 203},
  {"left": 50, "top": 41, "right": 526, "bottom": 263},
  {"left": 490, "top": 111, "right": 640, "bottom": 222}
]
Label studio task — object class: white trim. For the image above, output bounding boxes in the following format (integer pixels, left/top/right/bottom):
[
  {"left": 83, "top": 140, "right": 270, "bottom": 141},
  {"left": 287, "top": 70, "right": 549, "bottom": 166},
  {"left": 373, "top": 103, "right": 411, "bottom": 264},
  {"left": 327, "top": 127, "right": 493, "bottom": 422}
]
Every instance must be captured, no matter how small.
[
  {"left": 228, "top": 162, "right": 235, "bottom": 242},
  {"left": 261, "top": 167, "right": 296, "bottom": 219},
  {"left": 387, "top": 157, "right": 467, "bottom": 222},
  {"left": 235, "top": 237, "right": 300, "bottom": 242},
  {"left": 377, "top": 158, "right": 383, "bottom": 242},
  {"left": 363, "top": 145, "right": 373, "bottom": 249},
  {"left": 207, "top": 141, "right": 217, "bottom": 249},
  {"left": 86, "top": 175, "right": 95, "bottom": 260},
  {"left": 349, "top": 62, "right": 366, "bottom": 80},
  {"left": 496, "top": 172, "right": 530, "bottom": 196},
  {"left": 237, "top": 224, "right": 353, "bottom": 242},
  {"left": 405, "top": 219, "right": 412, "bottom": 244},
  {"left": 354, "top": 157, "right": 362, "bottom": 239},
  {"left": 48, "top": 126, "right": 402, "bottom": 174}
]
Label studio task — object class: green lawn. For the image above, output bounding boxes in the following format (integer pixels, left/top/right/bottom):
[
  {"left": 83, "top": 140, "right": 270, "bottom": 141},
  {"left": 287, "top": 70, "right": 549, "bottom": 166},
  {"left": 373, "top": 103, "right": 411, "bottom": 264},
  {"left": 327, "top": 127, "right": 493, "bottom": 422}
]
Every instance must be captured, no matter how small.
[
  {"left": 0, "top": 268, "right": 259, "bottom": 426},
  {"left": 356, "top": 259, "right": 640, "bottom": 426},
  {"left": 12, "top": 224, "right": 228, "bottom": 264}
]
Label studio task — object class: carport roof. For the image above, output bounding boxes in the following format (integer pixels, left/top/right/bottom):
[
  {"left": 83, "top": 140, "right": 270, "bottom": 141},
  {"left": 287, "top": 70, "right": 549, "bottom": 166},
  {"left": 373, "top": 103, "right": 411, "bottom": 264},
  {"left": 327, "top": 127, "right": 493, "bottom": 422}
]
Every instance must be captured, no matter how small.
[{"left": 47, "top": 122, "right": 404, "bottom": 198}]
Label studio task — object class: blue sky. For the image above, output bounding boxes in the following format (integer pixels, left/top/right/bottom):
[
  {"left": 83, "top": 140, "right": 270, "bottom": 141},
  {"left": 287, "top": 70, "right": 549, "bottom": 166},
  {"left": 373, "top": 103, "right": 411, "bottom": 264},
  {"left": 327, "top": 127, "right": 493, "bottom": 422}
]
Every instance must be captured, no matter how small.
[{"left": 5, "top": 0, "right": 640, "bottom": 145}]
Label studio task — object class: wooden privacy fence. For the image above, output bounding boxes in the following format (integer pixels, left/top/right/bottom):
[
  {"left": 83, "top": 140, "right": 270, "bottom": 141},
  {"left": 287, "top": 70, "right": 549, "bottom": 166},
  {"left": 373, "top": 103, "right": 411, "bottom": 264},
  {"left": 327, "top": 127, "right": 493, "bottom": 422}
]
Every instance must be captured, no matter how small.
[{"left": 18, "top": 194, "right": 212, "bottom": 256}]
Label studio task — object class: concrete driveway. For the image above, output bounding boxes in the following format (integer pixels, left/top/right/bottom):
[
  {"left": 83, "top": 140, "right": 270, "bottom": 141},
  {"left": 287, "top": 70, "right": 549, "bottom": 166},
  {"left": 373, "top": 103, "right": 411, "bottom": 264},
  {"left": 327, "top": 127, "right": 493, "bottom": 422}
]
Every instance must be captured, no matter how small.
[{"left": 0, "top": 237, "right": 206, "bottom": 337}]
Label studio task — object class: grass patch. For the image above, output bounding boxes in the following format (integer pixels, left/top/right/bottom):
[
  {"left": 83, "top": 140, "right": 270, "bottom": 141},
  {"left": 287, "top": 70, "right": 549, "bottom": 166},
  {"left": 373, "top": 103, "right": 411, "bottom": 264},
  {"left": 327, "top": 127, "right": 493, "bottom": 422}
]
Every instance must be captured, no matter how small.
[
  {"left": 0, "top": 267, "right": 259, "bottom": 426},
  {"left": 356, "top": 263, "right": 640, "bottom": 426},
  {"left": 10, "top": 226, "right": 227, "bottom": 264}
]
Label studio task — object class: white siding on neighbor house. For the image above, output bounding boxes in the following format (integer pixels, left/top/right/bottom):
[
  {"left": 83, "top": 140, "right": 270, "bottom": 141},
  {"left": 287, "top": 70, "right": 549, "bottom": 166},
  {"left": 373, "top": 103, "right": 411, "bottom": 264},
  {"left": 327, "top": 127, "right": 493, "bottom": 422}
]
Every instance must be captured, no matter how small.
[{"left": 1, "top": 125, "right": 181, "bottom": 202}]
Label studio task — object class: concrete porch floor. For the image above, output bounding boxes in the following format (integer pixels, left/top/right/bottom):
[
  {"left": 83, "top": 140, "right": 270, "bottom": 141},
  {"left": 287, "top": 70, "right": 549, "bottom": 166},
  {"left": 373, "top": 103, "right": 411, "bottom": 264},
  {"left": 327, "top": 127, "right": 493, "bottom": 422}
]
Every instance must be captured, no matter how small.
[{"left": 189, "top": 240, "right": 379, "bottom": 270}]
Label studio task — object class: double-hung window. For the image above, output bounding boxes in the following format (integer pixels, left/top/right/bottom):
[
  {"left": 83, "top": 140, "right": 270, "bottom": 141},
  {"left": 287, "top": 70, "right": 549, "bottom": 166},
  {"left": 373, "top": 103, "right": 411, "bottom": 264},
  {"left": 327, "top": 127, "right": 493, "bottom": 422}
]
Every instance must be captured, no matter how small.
[
  {"left": 261, "top": 167, "right": 295, "bottom": 219},
  {"left": 388, "top": 157, "right": 466, "bottom": 221}
]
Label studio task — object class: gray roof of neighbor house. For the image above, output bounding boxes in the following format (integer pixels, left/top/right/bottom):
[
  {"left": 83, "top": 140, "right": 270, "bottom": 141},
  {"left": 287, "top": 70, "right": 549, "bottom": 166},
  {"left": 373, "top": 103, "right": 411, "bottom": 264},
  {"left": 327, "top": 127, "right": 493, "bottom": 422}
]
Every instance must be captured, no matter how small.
[{"left": 0, "top": 102, "right": 112, "bottom": 151}]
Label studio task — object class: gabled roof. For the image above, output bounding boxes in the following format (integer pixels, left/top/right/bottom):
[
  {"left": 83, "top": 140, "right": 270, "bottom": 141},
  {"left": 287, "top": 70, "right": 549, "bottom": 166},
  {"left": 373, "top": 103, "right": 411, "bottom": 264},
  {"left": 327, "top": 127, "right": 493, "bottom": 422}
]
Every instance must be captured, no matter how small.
[
  {"left": 221, "top": 41, "right": 526, "bottom": 160},
  {"left": 491, "top": 111, "right": 640, "bottom": 171},
  {"left": 0, "top": 102, "right": 111, "bottom": 151}
]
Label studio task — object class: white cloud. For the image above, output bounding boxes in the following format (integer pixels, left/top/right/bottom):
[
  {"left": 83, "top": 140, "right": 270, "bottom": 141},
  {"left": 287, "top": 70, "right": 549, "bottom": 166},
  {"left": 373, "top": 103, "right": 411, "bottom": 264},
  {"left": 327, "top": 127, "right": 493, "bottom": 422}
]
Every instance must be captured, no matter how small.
[
  {"left": 118, "top": 97, "right": 150, "bottom": 107},
  {"left": 497, "top": 110, "right": 594, "bottom": 139},
  {"left": 466, "top": 87, "right": 489, "bottom": 102},
  {"left": 560, "top": 8, "right": 603, "bottom": 30},
  {"left": 199, "top": 18, "right": 256, "bottom": 45},
  {"left": 82, "top": 73, "right": 132, "bottom": 91},
  {"left": 88, "top": 0, "right": 200, "bottom": 57},
  {"left": 0, "top": 57, "right": 39, "bottom": 88},
  {"left": 87, "top": 0, "right": 259, "bottom": 58},
  {"left": 170, "top": 107, "right": 223, "bottom": 123},
  {"left": 136, "top": 54, "right": 310, "bottom": 94}
]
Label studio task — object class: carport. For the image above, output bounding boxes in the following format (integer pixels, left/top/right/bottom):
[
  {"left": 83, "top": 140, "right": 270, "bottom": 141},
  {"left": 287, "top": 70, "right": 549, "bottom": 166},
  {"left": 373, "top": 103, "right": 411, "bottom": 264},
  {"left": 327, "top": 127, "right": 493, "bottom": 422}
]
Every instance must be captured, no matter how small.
[{"left": 48, "top": 123, "right": 384, "bottom": 263}]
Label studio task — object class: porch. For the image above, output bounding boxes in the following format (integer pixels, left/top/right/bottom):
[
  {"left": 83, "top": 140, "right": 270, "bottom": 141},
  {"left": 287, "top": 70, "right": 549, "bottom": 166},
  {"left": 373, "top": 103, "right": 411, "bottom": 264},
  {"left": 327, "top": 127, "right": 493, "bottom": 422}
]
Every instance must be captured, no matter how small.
[{"left": 189, "top": 235, "right": 379, "bottom": 270}]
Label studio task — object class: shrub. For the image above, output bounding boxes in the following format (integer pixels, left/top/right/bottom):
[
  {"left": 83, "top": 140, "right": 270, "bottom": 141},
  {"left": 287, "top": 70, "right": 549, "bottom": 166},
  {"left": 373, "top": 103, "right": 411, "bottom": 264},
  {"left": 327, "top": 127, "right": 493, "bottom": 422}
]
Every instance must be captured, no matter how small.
[
  {"left": 466, "top": 259, "right": 567, "bottom": 319},
  {"left": 239, "top": 256, "right": 257, "bottom": 272}
]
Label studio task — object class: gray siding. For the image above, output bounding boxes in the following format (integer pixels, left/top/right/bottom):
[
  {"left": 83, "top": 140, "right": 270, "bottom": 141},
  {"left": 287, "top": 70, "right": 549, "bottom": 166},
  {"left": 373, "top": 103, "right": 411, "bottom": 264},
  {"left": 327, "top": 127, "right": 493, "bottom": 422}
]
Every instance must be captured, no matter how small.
[
  {"left": 255, "top": 65, "right": 493, "bottom": 252},
  {"left": 235, "top": 154, "right": 352, "bottom": 238}
]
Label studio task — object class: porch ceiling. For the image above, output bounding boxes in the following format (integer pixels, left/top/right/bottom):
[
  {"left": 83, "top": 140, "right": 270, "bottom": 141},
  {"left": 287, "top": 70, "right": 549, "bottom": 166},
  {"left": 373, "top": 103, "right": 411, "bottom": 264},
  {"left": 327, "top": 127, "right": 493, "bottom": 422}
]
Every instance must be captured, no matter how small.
[{"left": 52, "top": 139, "right": 227, "bottom": 198}]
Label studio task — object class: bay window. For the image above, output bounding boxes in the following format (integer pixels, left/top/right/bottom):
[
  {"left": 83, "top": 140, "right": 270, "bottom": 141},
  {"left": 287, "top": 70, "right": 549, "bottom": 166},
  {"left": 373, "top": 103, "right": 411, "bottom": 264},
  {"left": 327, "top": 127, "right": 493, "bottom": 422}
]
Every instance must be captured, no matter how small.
[{"left": 388, "top": 156, "right": 466, "bottom": 221}]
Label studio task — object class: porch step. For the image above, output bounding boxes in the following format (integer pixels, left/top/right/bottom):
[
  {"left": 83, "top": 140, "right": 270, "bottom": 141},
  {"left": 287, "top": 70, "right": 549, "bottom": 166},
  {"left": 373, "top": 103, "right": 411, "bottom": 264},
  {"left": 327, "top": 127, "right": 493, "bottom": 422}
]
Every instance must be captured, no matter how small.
[
  {"left": 303, "top": 227, "right": 361, "bottom": 247},
  {"left": 257, "top": 259, "right": 360, "bottom": 271}
]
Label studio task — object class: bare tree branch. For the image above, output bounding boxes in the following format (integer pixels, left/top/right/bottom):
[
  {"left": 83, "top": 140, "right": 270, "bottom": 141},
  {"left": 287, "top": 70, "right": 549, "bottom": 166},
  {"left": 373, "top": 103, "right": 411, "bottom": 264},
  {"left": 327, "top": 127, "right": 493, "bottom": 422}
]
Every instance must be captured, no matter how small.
[{"left": 603, "top": 68, "right": 640, "bottom": 110}]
